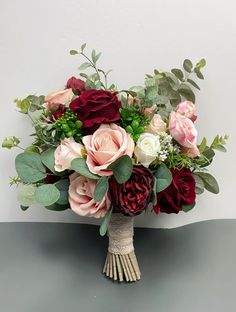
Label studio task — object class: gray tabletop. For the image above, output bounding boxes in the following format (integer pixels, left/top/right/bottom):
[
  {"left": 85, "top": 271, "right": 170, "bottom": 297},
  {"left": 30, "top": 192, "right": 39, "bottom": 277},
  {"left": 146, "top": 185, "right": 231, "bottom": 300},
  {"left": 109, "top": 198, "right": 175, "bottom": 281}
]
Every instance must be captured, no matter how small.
[{"left": 0, "top": 220, "right": 235, "bottom": 312}]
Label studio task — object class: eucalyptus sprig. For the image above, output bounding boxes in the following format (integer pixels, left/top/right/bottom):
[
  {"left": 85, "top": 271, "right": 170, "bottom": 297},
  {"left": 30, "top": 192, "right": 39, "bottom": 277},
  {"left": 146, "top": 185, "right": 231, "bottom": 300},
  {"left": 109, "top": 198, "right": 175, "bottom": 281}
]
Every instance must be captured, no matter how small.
[{"left": 70, "top": 44, "right": 113, "bottom": 90}]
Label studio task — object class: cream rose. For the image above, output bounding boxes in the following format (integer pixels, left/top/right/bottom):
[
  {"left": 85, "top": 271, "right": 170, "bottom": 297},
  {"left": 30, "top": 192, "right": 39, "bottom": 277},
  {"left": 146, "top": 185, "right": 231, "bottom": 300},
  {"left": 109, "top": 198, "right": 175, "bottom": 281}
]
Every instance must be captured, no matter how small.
[
  {"left": 43, "top": 88, "right": 74, "bottom": 112},
  {"left": 69, "top": 173, "right": 110, "bottom": 218},
  {"left": 145, "top": 114, "right": 166, "bottom": 135},
  {"left": 82, "top": 123, "right": 134, "bottom": 176},
  {"left": 134, "top": 133, "right": 161, "bottom": 167},
  {"left": 54, "top": 137, "right": 84, "bottom": 172}
]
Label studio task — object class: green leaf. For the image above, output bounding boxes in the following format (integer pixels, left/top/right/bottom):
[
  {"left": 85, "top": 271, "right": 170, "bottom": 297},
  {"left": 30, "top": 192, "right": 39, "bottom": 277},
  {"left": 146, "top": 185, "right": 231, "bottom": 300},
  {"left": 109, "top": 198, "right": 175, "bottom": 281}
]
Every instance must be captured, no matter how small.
[
  {"left": 45, "top": 203, "right": 69, "bottom": 211},
  {"left": 198, "top": 137, "right": 207, "bottom": 153},
  {"left": 94, "top": 176, "right": 109, "bottom": 202},
  {"left": 55, "top": 179, "right": 69, "bottom": 205},
  {"left": 202, "top": 147, "right": 215, "bottom": 161},
  {"left": 183, "top": 59, "right": 193, "bottom": 73},
  {"left": 78, "top": 62, "right": 91, "bottom": 70},
  {"left": 17, "top": 185, "right": 36, "bottom": 207},
  {"left": 25, "top": 146, "right": 40, "bottom": 153},
  {"left": 20, "top": 205, "right": 29, "bottom": 211},
  {"left": 213, "top": 144, "right": 227, "bottom": 152},
  {"left": 85, "top": 79, "right": 96, "bottom": 89},
  {"left": 35, "top": 184, "right": 60, "bottom": 206},
  {"left": 155, "top": 164, "right": 172, "bottom": 192},
  {"left": 195, "top": 172, "right": 219, "bottom": 194},
  {"left": 196, "top": 58, "right": 206, "bottom": 68},
  {"left": 193, "top": 174, "right": 205, "bottom": 194},
  {"left": 182, "top": 202, "right": 196, "bottom": 212},
  {"left": 108, "top": 155, "right": 133, "bottom": 184},
  {"left": 92, "top": 51, "right": 101, "bottom": 64},
  {"left": 171, "top": 68, "right": 184, "bottom": 81},
  {"left": 71, "top": 158, "right": 99, "bottom": 179},
  {"left": 70, "top": 49, "right": 79, "bottom": 55},
  {"left": 194, "top": 67, "right": 204, "bottom": 79},
  {"left": 187, "top": 78, "right": 200, "bottom": 90},
  {"left": 178, "top": 83, "right": 195, "bottom": 103},
  {"left": 99, "top": 208, "right": 113, "bottom": 236},
  {"left": 41, "top": 148, "right": 57, "bottom": 173},
  {"left": 15, "top": 152, "right": 46, "bottom": 183},
  {"left": 151, "top": 177, "right": 157, "bottom": 205},
  {"left": 80, "top": 43, "right": 86, "bottom": 52}
]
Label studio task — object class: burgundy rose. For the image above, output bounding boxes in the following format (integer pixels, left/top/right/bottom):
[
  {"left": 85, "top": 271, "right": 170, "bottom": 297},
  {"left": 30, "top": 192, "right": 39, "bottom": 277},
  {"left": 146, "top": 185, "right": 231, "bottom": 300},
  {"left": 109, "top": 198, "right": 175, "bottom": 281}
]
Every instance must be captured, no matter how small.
[
  {"left": 154, "top": 167, "right": 196, "bottom": 214},
  {"left": 109, "top": 166, "right": 154, "bottom": 216},
  {"left": 70, "top": 89, "right": 121, "bottom": 133},
  {"left": 50, "top": 106, "right": 66, "bottom": 122},
  {"left": 44, "top": 169, "right": 60, "bottom": 184},
  {"left": 66, "top": 76, "right": 85, "bottom": 95}
]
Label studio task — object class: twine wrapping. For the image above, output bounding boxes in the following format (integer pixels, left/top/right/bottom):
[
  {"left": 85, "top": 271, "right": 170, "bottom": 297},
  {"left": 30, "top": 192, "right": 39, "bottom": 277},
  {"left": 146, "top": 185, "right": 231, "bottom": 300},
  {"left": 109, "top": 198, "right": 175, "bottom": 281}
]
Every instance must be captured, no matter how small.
[{"left": 103, "top": 213, "right": 141, "bottom": 282}]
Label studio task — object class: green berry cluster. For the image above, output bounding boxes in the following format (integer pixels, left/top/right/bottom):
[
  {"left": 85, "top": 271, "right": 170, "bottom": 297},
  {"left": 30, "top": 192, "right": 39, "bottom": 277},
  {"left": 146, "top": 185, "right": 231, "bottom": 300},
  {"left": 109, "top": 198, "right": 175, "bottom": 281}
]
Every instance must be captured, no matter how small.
[
  {"left": 120, "top": 108, "right": 149, "bottom": 142},
  {"left": 54, "top": 110, "right": 83, "bottom": 141}
]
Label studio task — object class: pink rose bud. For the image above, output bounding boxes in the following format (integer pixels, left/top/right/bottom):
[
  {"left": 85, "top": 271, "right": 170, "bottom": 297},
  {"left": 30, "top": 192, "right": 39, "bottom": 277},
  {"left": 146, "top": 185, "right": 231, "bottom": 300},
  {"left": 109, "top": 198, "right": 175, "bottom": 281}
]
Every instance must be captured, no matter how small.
[
  {"left": 169, "top": 112, "right": 198, "bottom": 148},
  {"left": 181, "top": 146, "right": 200, "bottom": 158},
  {"left": 143, "top": 105, "right": 157, "bottom": 116},
  {"left": 54, "top": 137, "right": 84, "bottom": 172},
  {"left": 145, "top": 114, "right": 166, "bottom": 135},
  {"left": 176, "top": 101, "right": 197, "bottom": 122},
  {"left": 69, "top": 173, "right": 110, "bottom": 218},
  {"left": 82, "top": 123, "right": 134, "bottom": 176},
  {"left": 43, "top": 88, "right": 74, "bottom": 113}
]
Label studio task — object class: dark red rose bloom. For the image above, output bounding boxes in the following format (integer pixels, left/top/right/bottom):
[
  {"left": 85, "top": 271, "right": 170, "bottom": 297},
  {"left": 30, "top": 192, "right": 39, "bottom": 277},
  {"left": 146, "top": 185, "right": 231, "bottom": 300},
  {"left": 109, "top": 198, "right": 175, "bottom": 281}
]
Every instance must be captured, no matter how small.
[
  {"left": 66, "top": 76, "right": 85, "bottom": 95},
  {"left": 109, "top": 166, "right": 154, "bottom": 216},
  {"left": 50, "top": 106, "right": 66, "bottom": 122},
  {"left": 154, "top": 167, "right": 196, "bottom": 214},
  {"left": 69, "top": 89, "right": 121, "bottom": 133},
  {"left": 44, "top": 169, "right": 60, "bottom": 184}
]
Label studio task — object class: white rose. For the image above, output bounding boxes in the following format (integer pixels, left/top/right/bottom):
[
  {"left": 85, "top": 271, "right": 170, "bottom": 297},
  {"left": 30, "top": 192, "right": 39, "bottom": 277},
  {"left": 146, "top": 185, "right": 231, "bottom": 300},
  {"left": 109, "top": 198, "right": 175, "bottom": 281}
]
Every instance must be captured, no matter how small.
[
  {"left": 145, "top": 114, "right": 166, "bottom": 135},
  {"left": 54, "top": 137, "right": 84, "bottom": 172},
  {"left": 134, "top": 133, "right": 161, "bottom": 167}
]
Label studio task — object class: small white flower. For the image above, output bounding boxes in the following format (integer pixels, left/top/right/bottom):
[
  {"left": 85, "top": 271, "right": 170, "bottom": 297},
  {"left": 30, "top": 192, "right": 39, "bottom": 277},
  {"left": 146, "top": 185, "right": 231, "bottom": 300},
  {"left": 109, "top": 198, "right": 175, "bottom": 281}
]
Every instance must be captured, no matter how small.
[{"left": 134, "top": 133, "right": 161, "bottom": 167}]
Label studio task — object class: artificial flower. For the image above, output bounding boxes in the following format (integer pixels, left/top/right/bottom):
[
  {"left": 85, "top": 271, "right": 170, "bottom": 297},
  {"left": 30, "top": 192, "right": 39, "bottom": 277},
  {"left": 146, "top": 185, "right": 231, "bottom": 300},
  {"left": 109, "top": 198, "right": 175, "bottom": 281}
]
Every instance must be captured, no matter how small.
[
  {"left": 145, "top": 114, "right": 166, "bottom": 135},
  {"left": 43, "top": 89, "right": 74, "bottom": 113},
  {"left": 66, "top": 76, "right": 85, "bottom": 94},
  {"left": 54, "top": 137, "right": 84, "bottom": 172},
  {"left": 82, "top": 123, "right": 134, "bottom": 176},
  {"left": 109, "top": 166, "right": 154, "bottom": 216},
  {"left": 68, "top": 173, "right": 110, "bottom": 218},
  {"left": 176, "top": 101, "right": 197, "bottom": 122},
  {"left": 134, "top": 133, "right": 161, "bottom": 167},
  {"left": 70, "top": 89, "right": 121, "bottom": 133}
]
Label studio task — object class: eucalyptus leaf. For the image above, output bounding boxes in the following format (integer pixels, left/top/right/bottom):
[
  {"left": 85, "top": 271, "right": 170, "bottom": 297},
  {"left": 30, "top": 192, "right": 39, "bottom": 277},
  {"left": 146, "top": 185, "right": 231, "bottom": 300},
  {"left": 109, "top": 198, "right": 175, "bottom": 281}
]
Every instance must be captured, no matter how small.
[
  {"left": 187, "top": 78, "right": 200, "bottom": 90},
  {"left": 71, "top": 158, "right": 99, "bottom": 179},
  {"left": 55, "top": 179, "right": 69, "bottom": 205},
  {"left": 41, "top": 147, "right": 57, "bottom": 173},
  {"left": 178, "top": 83, "right": 195, "bottom": 103},
  {"left": 45, "top": 203, "right": 69, "bottom": 211},
  {"left": 94, "top": 176, "right": 109, "bottom": 202},
  {"left": 15, "top": 152, "right": 46, "bottom": 183},
  {"left": 35, "top": 184, "right": 60, "bottom": 206},
  {"left": 183, "top": 59, "right": 193, "bottom": 73},
  {"left": 193, "top": 174, "right": 205, "bottom": 194},
  {"left": 182, "top": 202, "right": 196, "bottom": 212},
  {"left": 195, "top": 172, "right": 219, "bottom": 194},
  {"left": 99, "top": 208, "right": 113, "bottom": 236},
  {"left": 194, "top": 67, "right": 204, "bottom": 79},
  {"left": 78, "top": 62, "right": 91, "bottom": 71},
  {"left": 171, "top": 68, "right": 184, "bottom": 81},
  {"left": 108, "top": 155, "right": 133, "bottom": 184},
  {"left": 155, "top": 164, "right": 172, "bottom": 192},
  {"left": 70, "top": 49, "right": 78, "bottom": 55},
  {"left": 198, "top": 137, "right": 207, "bottom": 153},
  {"left": 81, "top": 43, "right": 86, "bottom": 52},
  {"left": 17, "top": 185, "right": 36, "bottom": 207}
]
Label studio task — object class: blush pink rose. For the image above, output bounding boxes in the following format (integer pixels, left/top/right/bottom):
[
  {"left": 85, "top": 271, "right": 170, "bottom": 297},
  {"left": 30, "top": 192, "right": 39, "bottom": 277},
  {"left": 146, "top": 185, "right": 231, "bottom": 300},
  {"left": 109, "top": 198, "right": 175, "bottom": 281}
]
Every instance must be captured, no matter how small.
[
  {"left": 176, "top": 101, "right": 197, "bottom": 122},
  {"left": 54, "top": 137, "right": 84, "bottom": 172},
  {"left": 145, "top": 114, "right": 166, "bottom": 135},
  {"left": 82, "top": 123, "right": 135, "bottom": 176},
  {"left": 43, "top": 89, "right": 74, "bottom": 112},
  {"left": 169, "top": 112, "right": 198, "bottom": 148},
  {"left": 181, "top": 146, "right": 200, "bottom": 158},
  {"left": 68, "top": 173, "right": 110, "bottom": 218}
]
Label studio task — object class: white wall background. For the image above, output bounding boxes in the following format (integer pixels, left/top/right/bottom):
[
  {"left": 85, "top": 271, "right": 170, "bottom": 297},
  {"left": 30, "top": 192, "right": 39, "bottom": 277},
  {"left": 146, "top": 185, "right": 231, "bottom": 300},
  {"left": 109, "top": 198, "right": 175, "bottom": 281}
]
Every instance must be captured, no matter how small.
[{"left": 0, "top": 0, "right": 235, "bottom": 228}]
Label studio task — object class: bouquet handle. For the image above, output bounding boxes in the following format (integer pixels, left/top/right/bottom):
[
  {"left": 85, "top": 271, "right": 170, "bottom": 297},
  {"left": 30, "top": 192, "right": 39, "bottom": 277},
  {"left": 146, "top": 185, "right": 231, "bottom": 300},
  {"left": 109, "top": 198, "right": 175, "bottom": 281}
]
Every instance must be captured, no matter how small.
[{"left": 103, "top": 213, "right": 141, "bottom": 282}]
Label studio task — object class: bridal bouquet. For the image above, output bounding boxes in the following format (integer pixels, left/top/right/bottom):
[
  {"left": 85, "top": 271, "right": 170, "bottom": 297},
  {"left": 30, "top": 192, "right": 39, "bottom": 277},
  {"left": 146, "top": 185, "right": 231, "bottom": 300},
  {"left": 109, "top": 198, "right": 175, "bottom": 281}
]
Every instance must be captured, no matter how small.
[{"left": 2, "top": 44, "right": 227, "bottom": 282}]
